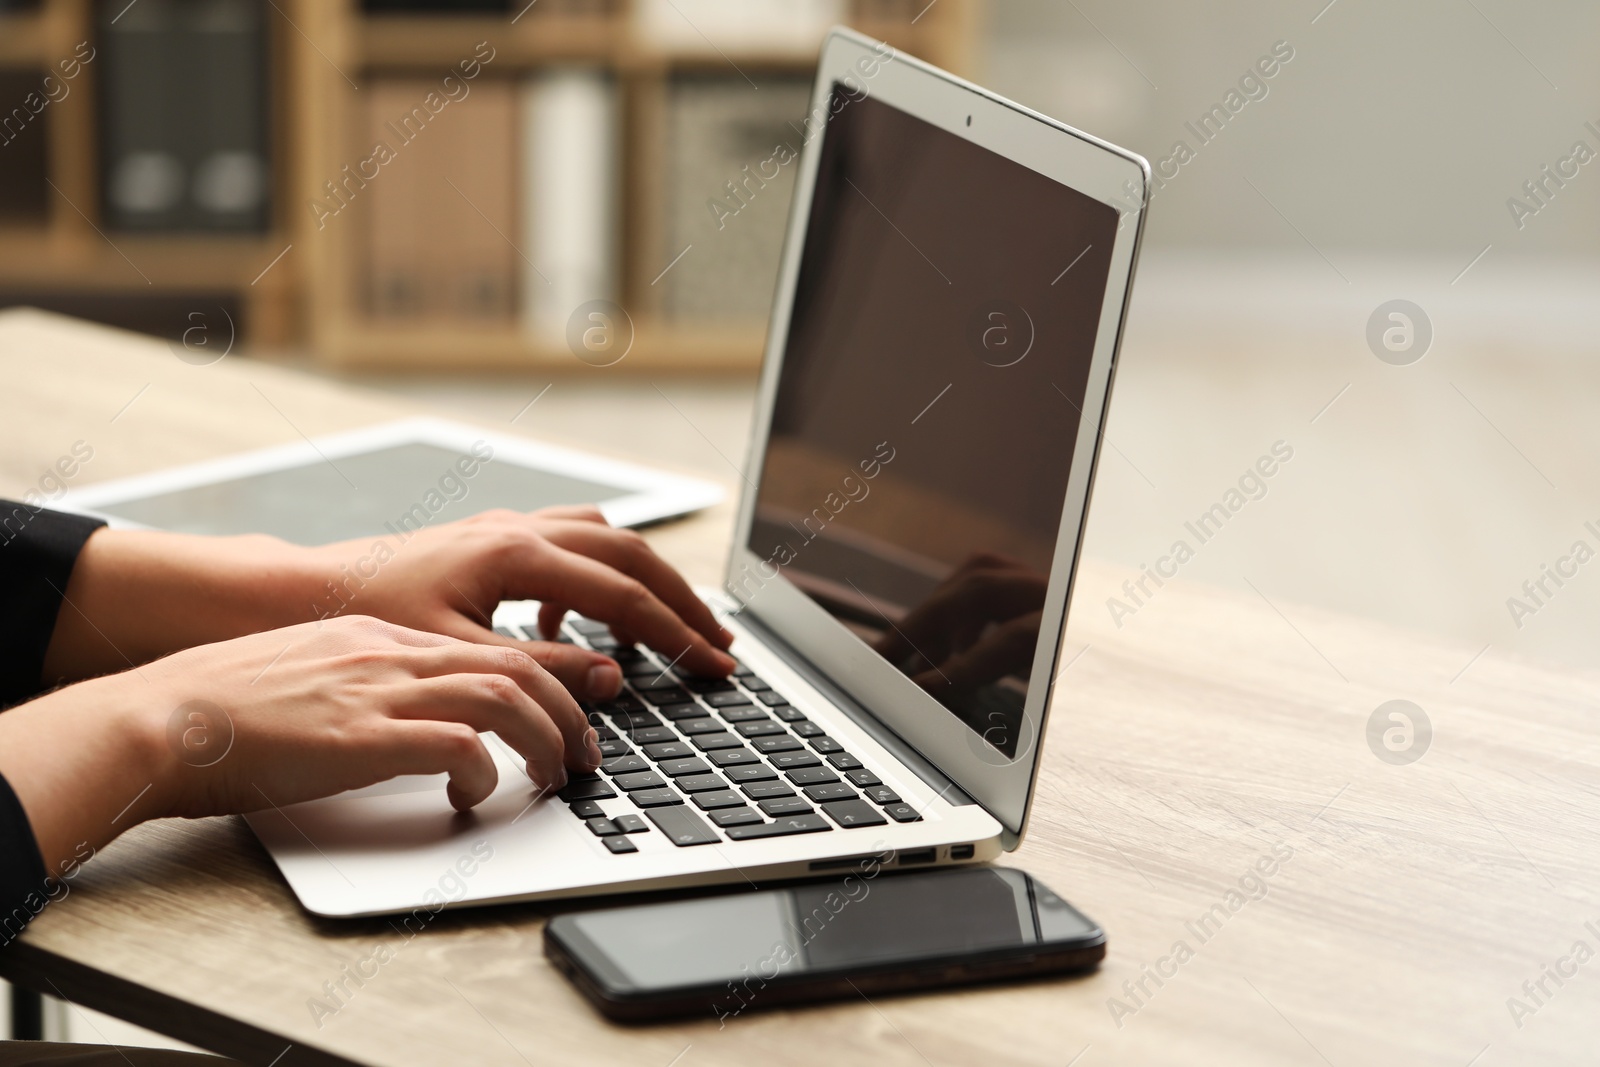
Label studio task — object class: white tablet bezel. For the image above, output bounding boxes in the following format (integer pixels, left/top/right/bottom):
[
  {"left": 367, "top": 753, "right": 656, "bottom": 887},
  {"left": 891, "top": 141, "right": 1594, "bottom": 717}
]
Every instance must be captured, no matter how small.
[
  {"left": 724, "top": 28, "right": 1150, "bottom": 843},
  {"left": 60, "top": 416, "right": 725, "bottom": 533}
]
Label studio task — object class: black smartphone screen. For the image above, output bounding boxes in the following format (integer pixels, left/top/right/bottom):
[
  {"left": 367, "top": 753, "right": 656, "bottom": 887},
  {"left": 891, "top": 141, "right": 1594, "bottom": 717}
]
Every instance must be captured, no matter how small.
[{"left": 548, "top": 868, "right": 1102, "bottom": 1012}]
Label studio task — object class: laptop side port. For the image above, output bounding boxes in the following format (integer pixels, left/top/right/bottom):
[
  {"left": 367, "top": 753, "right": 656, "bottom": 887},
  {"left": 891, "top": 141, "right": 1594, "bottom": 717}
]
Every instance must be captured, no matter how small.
[
  {"left": 949, "top": 843, "right": 975, "bottom": 860},
  {"left": 897, "top": 848, "right": 937, "bottom": 866}
]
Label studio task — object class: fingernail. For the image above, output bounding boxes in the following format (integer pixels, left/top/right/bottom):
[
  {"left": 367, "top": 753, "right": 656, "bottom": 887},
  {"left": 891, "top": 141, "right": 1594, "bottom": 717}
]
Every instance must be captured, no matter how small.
[
  {"left": 584, "top": 726, "right": 602, "bottom": 767},
  {"left": 587, "top": 663, "right": 622, "bottom": 699}
]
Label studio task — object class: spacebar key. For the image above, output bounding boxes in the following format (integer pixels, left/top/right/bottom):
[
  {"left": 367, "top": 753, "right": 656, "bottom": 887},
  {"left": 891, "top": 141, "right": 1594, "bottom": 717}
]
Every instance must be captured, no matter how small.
[
  {"left": 724, "top": 814, "right": 831, "bottom": 840},
  {"left": 645, "top": 805, "right": 721, "bottom": 847}
]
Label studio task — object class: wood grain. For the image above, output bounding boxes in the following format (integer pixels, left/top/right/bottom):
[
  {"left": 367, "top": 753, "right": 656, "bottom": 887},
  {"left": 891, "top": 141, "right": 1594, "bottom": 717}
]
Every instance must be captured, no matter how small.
[{"left": 1, "top": 311, "right": 1597, "bottom": 1066}]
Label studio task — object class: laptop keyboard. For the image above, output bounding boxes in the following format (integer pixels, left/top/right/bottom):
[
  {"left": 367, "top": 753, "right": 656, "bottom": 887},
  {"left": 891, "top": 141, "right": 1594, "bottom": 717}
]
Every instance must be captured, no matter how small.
[{"left": 495, "top": 616, "right": 924, "bottom": 851}]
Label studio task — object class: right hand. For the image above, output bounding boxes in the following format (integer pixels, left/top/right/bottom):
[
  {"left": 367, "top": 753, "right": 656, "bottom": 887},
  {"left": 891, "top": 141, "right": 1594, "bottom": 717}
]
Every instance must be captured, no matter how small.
[{"left": 138, "top": 615, "right": 598, "bottom": 819}]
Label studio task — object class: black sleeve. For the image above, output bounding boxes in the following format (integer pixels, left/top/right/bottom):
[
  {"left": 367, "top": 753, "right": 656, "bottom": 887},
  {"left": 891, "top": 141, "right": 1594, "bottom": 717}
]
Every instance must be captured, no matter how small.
[
  {"left": 0, "top": 502, "right": 105, "bottom": 942},
  {"left": 0, "top": 501, "right": 106, "bottom": 708},
  {"left": 0, "top": 770, "right": 48, "bottom": 945}
]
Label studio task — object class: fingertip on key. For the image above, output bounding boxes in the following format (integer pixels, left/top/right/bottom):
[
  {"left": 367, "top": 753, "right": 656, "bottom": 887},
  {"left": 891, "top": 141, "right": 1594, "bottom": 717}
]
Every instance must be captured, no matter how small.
[{"left": 586, "top": 662, "right": 622, "bottom": 699}]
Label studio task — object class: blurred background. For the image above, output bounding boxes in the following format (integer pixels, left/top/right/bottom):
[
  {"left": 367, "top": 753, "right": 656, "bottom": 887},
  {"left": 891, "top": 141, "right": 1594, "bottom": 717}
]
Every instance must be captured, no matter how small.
[{"left": 2, "top": 0, "right": 1599, "bottom": 1042}]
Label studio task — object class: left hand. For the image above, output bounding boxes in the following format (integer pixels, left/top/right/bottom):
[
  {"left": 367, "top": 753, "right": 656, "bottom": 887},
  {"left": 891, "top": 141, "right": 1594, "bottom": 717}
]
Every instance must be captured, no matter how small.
[{"left": 43, "top": 506, "right": 734, "bottom": 702}]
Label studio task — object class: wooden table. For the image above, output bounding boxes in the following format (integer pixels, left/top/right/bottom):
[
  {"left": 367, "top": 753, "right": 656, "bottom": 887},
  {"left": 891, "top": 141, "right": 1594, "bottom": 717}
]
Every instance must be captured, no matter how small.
[{"left": 1, "top": 309, "right": 1595, "bottom": 1066}]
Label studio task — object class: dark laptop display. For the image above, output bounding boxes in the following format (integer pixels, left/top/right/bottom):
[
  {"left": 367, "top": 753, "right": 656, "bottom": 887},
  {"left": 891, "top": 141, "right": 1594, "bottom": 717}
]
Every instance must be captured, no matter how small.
[{"left": 747, "top": 84, "right": 1120, "bottom": 758}]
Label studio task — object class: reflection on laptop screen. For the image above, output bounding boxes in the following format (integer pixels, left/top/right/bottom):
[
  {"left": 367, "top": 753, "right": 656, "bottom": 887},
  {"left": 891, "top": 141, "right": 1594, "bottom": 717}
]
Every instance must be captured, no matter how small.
[{"left": 747, "top": 83, "right": 1119, "bottom": 759}]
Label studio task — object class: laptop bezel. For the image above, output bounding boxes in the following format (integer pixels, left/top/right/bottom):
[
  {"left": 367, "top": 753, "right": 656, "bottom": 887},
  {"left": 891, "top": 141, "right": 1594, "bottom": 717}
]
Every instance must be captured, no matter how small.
[{"left": 724, "top": 27, "right": 1150, "bottom": 842}]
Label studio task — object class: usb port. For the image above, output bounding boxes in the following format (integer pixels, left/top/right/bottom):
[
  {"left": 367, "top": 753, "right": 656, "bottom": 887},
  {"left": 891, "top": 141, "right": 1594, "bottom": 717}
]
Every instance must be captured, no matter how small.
[
  {"left": 949, "top": 844, "right": 975, "bottom": 860},
  {"left": 897, "top": 848, "right": 936, "bottom": 866}
]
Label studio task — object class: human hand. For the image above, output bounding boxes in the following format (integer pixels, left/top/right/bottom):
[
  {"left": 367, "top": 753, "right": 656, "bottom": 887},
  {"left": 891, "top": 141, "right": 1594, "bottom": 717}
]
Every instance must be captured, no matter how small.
[
  {"left": 2, "top": 615, "right": 598, "bottom": 869},
  {"left": 43, "top": 506, "right": 733, "bottom": 703}
]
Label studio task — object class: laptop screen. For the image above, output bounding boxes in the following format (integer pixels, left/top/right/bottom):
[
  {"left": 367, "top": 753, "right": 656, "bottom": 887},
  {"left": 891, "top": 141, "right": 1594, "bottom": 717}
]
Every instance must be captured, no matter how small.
[{"left": 746, "top": 84, "right": 1120, "bottom": 760}]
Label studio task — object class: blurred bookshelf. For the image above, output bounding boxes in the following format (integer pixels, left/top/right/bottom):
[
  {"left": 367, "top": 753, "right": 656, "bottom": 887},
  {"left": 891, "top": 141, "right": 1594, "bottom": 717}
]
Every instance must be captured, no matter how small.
[{"left": 0, "top": 0, "right": 974, "bottom": 370}]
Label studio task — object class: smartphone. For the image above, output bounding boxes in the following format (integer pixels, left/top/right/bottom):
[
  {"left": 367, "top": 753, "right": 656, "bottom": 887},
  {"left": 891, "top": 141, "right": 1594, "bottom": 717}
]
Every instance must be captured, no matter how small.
[{"left": 544, "top": 866, "right": 1105, "bottom": 1022}]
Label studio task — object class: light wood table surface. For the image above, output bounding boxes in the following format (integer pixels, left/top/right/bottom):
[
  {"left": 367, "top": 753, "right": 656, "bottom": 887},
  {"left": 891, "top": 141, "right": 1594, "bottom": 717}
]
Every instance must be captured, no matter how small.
[{"left": 0, "top": 309, "right": 1595, "bottom": 1066}]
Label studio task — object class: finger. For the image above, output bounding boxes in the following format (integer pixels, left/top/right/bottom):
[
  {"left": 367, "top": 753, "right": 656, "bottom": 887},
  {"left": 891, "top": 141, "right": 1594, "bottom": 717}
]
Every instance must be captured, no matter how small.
[
  {"left": 533, "top": 521, "right": 733, "bottom": 652},
  {"left": 387, "top": 674, "right": 571, "bottom": 790},
  {"left": 537, "top": 602, "right": 569, "bottom": 641},
  {"left": 522, "top": 640, "right": 622, "bottom": 701},
  {"left": 505, "top": 541, "right": 735, "bottom": 678},
  {"left": 378, "top": 719, "right": 501, "bottom": 811},
  {"left": 401, "top": 641, "right": 599, "bottom": 773}
]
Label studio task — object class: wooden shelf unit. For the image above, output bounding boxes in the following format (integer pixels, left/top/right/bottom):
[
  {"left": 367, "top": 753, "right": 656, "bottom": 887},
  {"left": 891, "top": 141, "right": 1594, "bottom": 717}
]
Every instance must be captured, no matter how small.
[
  {"left": 0, "top": 0, "right": 299, "bottom": 344},
  {"left": 2, "top": 0, "right": 974, "bottom": 369}
]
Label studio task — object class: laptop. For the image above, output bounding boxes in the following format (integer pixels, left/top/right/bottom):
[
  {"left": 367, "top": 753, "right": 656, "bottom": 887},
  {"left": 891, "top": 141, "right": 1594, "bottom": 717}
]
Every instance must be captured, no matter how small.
[{"left": 247, "top": 28, "right": 1150, "bottom": 918}]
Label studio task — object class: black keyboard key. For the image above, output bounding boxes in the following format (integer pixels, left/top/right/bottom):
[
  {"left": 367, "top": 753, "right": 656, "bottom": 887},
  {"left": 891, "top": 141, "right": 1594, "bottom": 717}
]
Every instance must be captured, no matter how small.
[
  {"left": 752, "top": 735, "right": 802, "bottom": 754},
  {"left": 809, "top": 737, "right": 844, "bottom": 754},
  {"left": 570, "top": 617, "right": 610, "bottom": 637},
  {"left": 611, "top": 647, "right": 649, "bottom": 665},
  {"left": 638, "top": 687, "right": 691, "bottom": 705},
  {"left": 612, "top": 711, "right": 661, "bottom": 730},
  {"left": 863, "top": 785, "right": 902, "bottom": 804},
  {"left": 708, "top": 747, "right": 760, "bottom": 767},
  {"left": 821, "top": 799, "right": 886, "bottom": 828},
  {"left": 588, "top": 636, "right": 620, "bottom": 652},
  {"left": 656, "top": 702, "right": 708, "bottom": 721},
  {"left": 657, "top": 757, "right": 711, "bottom": 777},
  {"left": 804, "top": 783, "right": 857, "bottom": 803},
  {"left": 883, "top": 802, "right": 923, "bottom": 823},
  {"left": 704, "top": 690, "right": 755, "bottom": 707},
  {"left": 829, "top": 753, "right": 864, "bottom": 770},
  {"left": 773, "top": 706, "right": 807, "bottom": 721},
  {"left": 757, "top": 692, "right": 792, "bottom": 707},
  {"left": 735, "top": 720, "right": 786, "bottom": 738},
  {"left": 709, "top": 806, "right": 763, "bottom": 827},
  {"left": 759, "top": 796, "right": 814, "bottom": 816},
  {"left": 591, "top": 723, "right": 618, "bottom": 740},
  {"left": 642, "top": 741, "right": 694, "bottom": 761},
  {"left": 717, "top": 705, "right": 768, "bottom": 723},
  {"left": 792, "top": 721, "right": 825, "bottom": 738},
  {"left": 493, "top": 625, "right": 524, "bottom": 640},
  {"left": 568, "top": 800, "right": 606, "bottom": 819},
  {"left": 676, "top": 717, "right": 726, "bottom": 736},
  {"left": 630, "top": 788, "right": 684, "bottom": 808},
  {"left": 614, "top": 771, "right": 668, "bottom": 791},
  {"left": 732, "top": 661, "right": 755, "bottom": 677},
  {"left": 725, "top": 814, "right": 831, "bottom": 840},
  {"left": 626, "top": 726, "right": 678, "bottom": 745},
  {"left": 597, "top": 696, "right": 647, "bottom": 715},
  {"left": 557, "top": 777, "right": 616, "bottom": 802},
  {"left": 693, "top": 790, "right": 747, "bottom": 811},
  {"left": 597, "top": 739, "right": 633, "bottom": 759},
  {"left": 645, "top": 805, "right": 720, "bottom": 846},
  {"left": 676, "top": 773, "right": 729, "bottom": 793},
  {"left": 687, "top": 678, "right": 738, "bottom": 694},
  {"left": 613, "top": 814, "right": 649, "bottom": 834},
  {"left": 845, "top": 769, "right": 882, "bottom": 786},
  {"left": 604, "top": 835, "right": 638, "bottom": 854},
  {"left": 770, "top": 751, "right": 821, "bottom": 771},
  {"left": 723, "top": 762, "right": 777, "bottom": 782},
  {"left": 586, "top": 818, "right": 622, "bottom": 837},
  {"left": 741, "top": 677, "right": 771, "bottom": 692},
  {"left": 741, "top": 781, "right": 795, "bottom": 799},
  {"left": 693, "top": 733, "right": 744, "bottom": 751},
  {"left": 600, "top": 755, "right": 649, "bottom": 775},
  {"left": 786, "top": 766, "right": 839, "bottom": 785}
]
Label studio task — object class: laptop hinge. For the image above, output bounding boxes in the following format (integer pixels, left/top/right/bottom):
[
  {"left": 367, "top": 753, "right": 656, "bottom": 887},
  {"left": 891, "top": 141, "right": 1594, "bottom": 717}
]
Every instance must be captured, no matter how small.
[{"left": 730, "top": 608, "right": 978, "bottom": 809}]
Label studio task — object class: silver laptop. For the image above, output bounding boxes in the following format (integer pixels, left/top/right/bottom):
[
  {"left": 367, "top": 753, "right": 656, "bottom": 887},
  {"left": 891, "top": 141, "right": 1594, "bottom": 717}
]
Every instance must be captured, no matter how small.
[{"left": 248, "top": 28, "right": 1150, "bottom": 918}]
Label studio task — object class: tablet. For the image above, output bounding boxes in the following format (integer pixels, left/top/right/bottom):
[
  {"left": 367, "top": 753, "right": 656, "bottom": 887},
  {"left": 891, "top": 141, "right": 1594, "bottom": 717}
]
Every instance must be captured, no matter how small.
[{"left": 62, "top": 417, "right": 723, "bottom": 544}]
